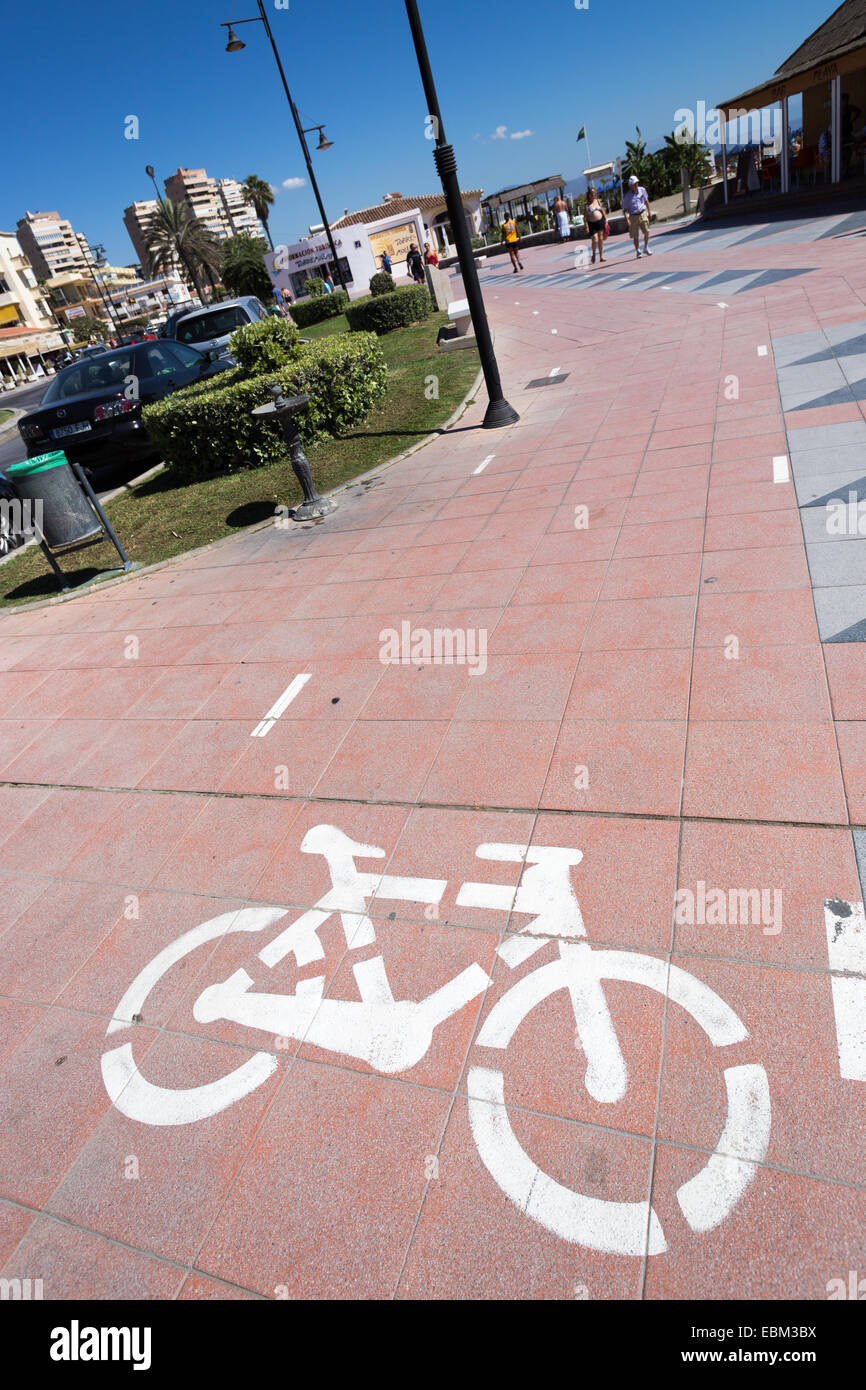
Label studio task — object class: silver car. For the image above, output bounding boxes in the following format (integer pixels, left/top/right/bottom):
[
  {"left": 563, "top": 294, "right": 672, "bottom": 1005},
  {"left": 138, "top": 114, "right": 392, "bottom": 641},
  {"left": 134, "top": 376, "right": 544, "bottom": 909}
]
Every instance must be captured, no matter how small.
[{"left": 169, "top": 296, "right": 270, "bottom": 357}]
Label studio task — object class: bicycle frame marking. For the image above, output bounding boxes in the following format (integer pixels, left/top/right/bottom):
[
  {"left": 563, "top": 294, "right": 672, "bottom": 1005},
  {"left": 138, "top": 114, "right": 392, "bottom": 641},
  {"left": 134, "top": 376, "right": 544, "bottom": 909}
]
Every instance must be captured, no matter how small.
[{"left": 101, "top": 825, "right": 772, "bottom": 1254}]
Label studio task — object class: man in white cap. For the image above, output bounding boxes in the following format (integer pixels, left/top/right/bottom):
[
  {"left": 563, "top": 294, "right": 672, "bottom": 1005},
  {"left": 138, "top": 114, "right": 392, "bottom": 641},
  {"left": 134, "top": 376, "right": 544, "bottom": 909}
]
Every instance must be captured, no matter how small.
[{"left": 622, "top": 174, "right": 652, "bottom": 258}]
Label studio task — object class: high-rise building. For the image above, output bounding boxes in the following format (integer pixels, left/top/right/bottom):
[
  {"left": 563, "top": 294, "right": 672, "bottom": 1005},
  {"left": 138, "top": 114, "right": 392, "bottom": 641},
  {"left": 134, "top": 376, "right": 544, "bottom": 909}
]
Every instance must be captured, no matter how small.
[
  {"left": 123, "top": 199, "right": 161, "bottom": 277},
  {"left": 15, "top": 210, "right": 90, "bottom": 279},
  {"left": 217, "top": 178, "right": 268, "bottom": 239},
  {"left": 163, "top": 167, "right": 266, "bottom": 242}
]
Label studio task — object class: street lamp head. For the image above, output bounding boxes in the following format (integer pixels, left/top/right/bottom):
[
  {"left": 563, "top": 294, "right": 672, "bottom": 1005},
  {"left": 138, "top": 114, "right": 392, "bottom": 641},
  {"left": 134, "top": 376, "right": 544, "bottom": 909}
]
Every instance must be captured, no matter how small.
[
  {"left": 145, "top": 165, "right": 155, "bottom": 178},
  {"left": 316, "top": 129, "right": 334, "bottom": 152},
  {"left": 225, "top": 26, "right": 245, "bottom": 52}
]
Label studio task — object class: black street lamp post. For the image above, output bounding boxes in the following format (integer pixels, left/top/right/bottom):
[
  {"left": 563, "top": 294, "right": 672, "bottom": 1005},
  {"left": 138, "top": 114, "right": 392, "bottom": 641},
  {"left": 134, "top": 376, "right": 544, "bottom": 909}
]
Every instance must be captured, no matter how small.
[
  {"left": 222, "top": 6, "right": 347, "bottom": 293},
  {"left": 404, "top": 0, "right": 518, "bottom": 429}
]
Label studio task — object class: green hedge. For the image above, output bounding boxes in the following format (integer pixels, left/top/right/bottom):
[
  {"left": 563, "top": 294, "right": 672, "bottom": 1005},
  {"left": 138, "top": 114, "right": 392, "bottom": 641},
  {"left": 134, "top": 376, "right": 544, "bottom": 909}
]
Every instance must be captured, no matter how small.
[
  {"left": 369, "top": 270, "right": 395, "bottom": 296},
  {"left": 289, "top": 290, "right": 349, "bottom": 329},
  {"left": 228, "top": 315, "right": 301, "bottom": 375},
  {"left": 142, "top": 332, "right": 387, "bottom": 481},
  {"left": 344, "top": 285, "right": 432, "bottom": 335}
]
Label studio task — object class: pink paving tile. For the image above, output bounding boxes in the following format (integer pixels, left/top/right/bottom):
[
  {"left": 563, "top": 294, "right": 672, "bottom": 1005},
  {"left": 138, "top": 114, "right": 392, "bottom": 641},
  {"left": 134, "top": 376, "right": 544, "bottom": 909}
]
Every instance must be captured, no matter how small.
[
  {"left": 477, "top": 506, "right": 556, "bottom": 543},
  {"left": 509, "top": 561, "right": 605, "bottom": 606},
  {"left": 151, "top": 797, "right": 303, "bottom": 898},
  {"left": 354, "top": 573, "right": 448, "bottom": 614},
  {"left": 0, "top": 1217, "right": 184, "bottom": 1299},
  {"left": 707, "top": 478, "right": 798, "bottom": 516},
  {"left": 542, "top": 718, "right": 685, "bottom": 816},
  {"left": 140, "top": 719, "right": 251, "bottom": 792},
  {"left": 487, "top": 602, "right": 592, "bottom": 655},
  {"left": 0, "top": 787, "right": 122, "bottom": 875},
  {"left": 429, "top": 567, "right": 521, "bottom": 610},
  {"left": 683, "top": 720, "right": 848, "bottom": 824},
  {"left": 613, "top": 517, "right": 704, "bottom": 558},
  {"left": 836, "top": 721, "right": 866, "bottom": 823},
  {"left": 623, "top": 488, "right": 707, "bottom": 526},
  {"left": 658, "top": 954, "right": 866, "bottom": 1188},
  {"left": 582, "top": 596, "right": 696, "bottom": 651},
  {"left": 530, "top": 527, "right": 620, "bottom": 567},
  {"left": 784, "top": 402, "right": 863, "bottom": 428},
  {"left": 455, "top": 537, "right": 538, "bottom": 573},
  {"left": 178, "top": 1272, "right": 259, "bottom": 1299},
  {"left": 62, "top": 790, "right": 207, "bottom": 887},
  {"left": 0, "top": 719, "right": 88, "bottom": 783},
  {"left": 599, "top": 552, "right": 701, "bottom": 601},
  {"left": 218, "top": 718, "right": 347, "bottom": 797},
  {"left": 0, "top": 997, "right": 45, "bottom": 1071},
  {"left": 824, "top": 644, "right": 866, "bottom": 720},
  {"left": 0, "top": 879, "right": 131, "bottom": 1004},
  {"left": 359, "top": 661, "right": 471, "bottom": 720},
  {"left": 711, "top": 430, "right": 788, "bottom": 463},
  {"left": 690, "top": 644, "right": 832, "bottom": 722},
  {"left": 700, "top": 544, "right": 810, "bottom": 592},
  {"left": 47, "top": 1029, "right": 287, "bottom": 1265},
  {"left": 385, "top": 540, "right": 469, "bottom": 577},
  {"left": 56, "top": 890, "right": 252, "bottom": 1025},
  {"left": 0, "top": 785, "right": 52, "bottom": 847},
  {"left": 0, "top": 1198, "right": 34, "bottom": 1268},
  {"left": 195, "top": 1062, "right": 451, "bottom": 1298},
  {"left": 397, "top": 1099, "right": 649, "bottom": 1299},
  {"left": 0, "top": 1006, "right": 143, "bottom": 1207},
  {"left": 251, "top": 800, "right": 410, "bottom": 909},
  {"left": 703, "top": 508, "right": 803, "bottom": 551},
  {"left": 695, "top": 587, "right": 819, "bottom": 647},
  {"left": 645, "top": 1149, "right": 866, "bottom": 1299},
  {"left": 566, "top": 648, "right": 691, "bottom": 720},
  {"left": 452, "top": 653, "right": 577, "bottom": 723},
  {"left": 674, "top": 819, "right": 860, "bottom": 971},
  {"left": 73, "top": 718, "right": 187, "bottom": 788},
  {"left": 422, "top": 718, "right": 559, "bottom": 808},
  {"left": 0, "top": 873, "right": 51, "bottom": 944},
  {"left": 124, "top": 663, "right": 233, "bottom": 719},
  {"left": 314, "top": 718, "right": 447, "bottom": 803}
]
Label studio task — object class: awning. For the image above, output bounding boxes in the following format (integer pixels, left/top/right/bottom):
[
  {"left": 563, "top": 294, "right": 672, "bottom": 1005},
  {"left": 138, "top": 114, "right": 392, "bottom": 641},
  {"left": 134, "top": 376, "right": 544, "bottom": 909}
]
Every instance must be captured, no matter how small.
[{"left": 717, "top": 38, "right": 866, "bottom": 117}]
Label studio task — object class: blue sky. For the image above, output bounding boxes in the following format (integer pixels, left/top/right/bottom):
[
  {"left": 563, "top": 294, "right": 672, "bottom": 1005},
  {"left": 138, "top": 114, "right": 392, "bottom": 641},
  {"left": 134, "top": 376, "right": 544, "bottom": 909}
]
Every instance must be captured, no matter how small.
[{"left": 2, "top": 0, "right": 833, "bottom": 264}]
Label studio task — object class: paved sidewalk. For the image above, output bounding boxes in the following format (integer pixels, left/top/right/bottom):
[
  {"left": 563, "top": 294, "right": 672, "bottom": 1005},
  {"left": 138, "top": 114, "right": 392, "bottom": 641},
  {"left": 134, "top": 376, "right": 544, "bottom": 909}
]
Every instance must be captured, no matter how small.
[{"left": 0, "top": 207, "right": 865, "bottom": 1300}]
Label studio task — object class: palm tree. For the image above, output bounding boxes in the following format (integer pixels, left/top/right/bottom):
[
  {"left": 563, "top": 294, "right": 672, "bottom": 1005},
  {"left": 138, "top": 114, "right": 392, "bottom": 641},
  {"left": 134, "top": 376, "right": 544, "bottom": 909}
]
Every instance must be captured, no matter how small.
[
  {"left": 242, "top": 174, "right": 275, "bottom": 250},
  {"left": 143, "top": 198, "right": 222, "bottom": 303}
]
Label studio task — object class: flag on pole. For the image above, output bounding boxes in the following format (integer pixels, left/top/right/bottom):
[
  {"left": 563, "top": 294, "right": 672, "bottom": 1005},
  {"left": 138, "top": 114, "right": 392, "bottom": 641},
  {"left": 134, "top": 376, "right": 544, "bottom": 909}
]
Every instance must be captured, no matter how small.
[{"left": 576, "top": 126, "right": 586, "bottom": 142}]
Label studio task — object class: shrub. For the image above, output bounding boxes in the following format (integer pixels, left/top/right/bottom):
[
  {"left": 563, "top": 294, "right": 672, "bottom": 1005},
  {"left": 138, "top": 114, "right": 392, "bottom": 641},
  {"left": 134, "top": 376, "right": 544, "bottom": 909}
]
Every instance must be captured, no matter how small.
[
  {"left": 228, "top": 315, "right": 302, "bottom": 376},
  {"left": 304, "top": 277, "right": 325, "bottom": 298},
  {"left": 369, "top": 270, "right": 395, "bottom": 296},
  {"left": 143, "top": 331, "right": 387, "bottom": 480},
  {"left": 344, "top": 285, "right": 431, "bottom": 335},
  {"left": 288, "top": 290, "right": 349, "bottom": 329},
  {"left": 221, "top": 233, "right": 272, "bottom": 301}
]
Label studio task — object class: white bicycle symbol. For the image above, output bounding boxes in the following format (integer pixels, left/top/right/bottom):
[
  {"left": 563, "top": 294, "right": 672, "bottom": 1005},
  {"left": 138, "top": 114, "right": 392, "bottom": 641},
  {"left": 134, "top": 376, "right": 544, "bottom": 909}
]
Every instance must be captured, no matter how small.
[{"left": 102, "top": 825, "right": 771, "bottom": 1256}]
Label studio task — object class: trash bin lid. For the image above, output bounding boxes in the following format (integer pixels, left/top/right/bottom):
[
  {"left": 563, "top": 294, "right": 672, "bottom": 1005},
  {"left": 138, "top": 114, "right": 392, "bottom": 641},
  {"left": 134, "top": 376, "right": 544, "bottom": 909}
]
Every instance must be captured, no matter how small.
[{"left": 6, "top": 451, "right": 69, "bottom": 477}]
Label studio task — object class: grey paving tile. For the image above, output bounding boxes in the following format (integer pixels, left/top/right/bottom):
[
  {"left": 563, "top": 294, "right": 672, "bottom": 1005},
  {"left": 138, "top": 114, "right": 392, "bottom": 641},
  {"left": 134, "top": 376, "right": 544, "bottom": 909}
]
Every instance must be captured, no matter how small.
[
  {"left": 787, "top": 421, "right": 866, "bottom": 451},
  {"left": 854, "top": 832, "right": 866, "bottom": 901},
  {"left": 806, "top": 537, "right": 866, "bottom": 587},
  {"left": 823, "top": 614, "right": 866, "bottom": 642},
  {"left": 813, "top": 583, "right": 866, "bottom": 640},
  {"left": 839, "top": 352, "right": 866, "bottom": 385},
  {"left": 778, "top": 363, "right": 849, "bottom": 395},
  {"left": 784, "top": 385, "right": 857, "bottom": 411},
  {"left": 826, "top": 318, "right": 866, "bottom": 344},
  {"left": 802, "top": 474, "right": 866, "bottom": 508},
  {"left": 801, "top": 503, "right": 866, "bottom": 543},
  {"left": 790, "top": 444, "right": 866, "bottom": 477},
  {"left": 795, "top": 470, "right": 866, "bottom": 505},
  {"left": 831, "top": 330, "right": 866, "bottom": 357}
]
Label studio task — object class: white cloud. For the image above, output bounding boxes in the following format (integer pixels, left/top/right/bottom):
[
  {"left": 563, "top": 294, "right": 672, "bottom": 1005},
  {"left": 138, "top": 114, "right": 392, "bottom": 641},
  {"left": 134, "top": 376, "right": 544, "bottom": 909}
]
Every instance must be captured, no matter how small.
[
  {"left": 281, "top": 176, "right": 306, "bottom": 190},
  {"left": 490, "top": 125, "right": 508, "bottom": 140},
  {"left": 510, "top": 129, "right": 533, "bottom": 140}
]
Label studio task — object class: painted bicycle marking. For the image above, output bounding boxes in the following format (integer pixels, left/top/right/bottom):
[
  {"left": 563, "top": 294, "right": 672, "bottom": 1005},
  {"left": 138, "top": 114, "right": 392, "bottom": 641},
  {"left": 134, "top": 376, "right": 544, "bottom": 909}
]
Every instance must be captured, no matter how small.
[{"left": 102, "top": 825, "right": 773, "bottom": 1255}]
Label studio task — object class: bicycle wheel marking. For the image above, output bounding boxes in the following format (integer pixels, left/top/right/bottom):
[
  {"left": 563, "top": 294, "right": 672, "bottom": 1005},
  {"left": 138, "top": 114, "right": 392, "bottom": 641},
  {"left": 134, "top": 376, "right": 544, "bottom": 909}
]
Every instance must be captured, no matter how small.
[
  {"left": 467, "top": 1065, "right": 667, "bottom": 1256},
  {"left": 675, "top": 1064, "right": 771, "bottom": 1232}
]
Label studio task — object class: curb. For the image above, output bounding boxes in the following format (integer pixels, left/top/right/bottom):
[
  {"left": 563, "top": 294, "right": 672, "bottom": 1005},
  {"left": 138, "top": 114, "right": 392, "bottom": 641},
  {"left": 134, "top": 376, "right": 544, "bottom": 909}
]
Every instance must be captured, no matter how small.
[{"left": 0, "top": 365, "right": 485, "bottom": 619}]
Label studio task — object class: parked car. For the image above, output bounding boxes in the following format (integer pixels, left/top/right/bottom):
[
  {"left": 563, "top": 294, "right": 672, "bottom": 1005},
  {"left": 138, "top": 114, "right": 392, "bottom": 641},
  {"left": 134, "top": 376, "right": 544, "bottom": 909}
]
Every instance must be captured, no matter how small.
[
  {"left": 158, "top": 303, "right": 200, "bottom": 340},
  {"left": 17, "top": 340, "right": 234, "bottom": 479},
  {"left": 168, "top": 296, "right": 270, "bottom": 357}
]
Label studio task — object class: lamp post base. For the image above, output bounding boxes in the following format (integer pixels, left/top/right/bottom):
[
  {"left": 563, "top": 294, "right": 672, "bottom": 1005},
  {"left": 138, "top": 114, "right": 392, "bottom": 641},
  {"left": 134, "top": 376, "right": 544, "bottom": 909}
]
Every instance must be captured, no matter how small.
[
  {"left": 288, "top": 496, "right": 338, "bottom": 522},
  {"left": 482, "top": 397, "right": 521, "bottom": 429}
]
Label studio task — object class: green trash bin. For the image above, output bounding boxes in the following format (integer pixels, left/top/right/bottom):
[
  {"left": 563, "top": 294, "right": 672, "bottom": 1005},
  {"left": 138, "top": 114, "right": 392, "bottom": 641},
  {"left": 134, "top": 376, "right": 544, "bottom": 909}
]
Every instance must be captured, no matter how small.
[{"left": 6, "top": 451, "right": 103, "bottom": 550}]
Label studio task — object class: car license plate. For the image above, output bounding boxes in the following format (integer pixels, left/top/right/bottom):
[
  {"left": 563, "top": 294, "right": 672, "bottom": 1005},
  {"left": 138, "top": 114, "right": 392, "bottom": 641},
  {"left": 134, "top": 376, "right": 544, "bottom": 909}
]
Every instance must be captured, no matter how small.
[{"left": 51, "top": 421, "right": 91, "bottom": 439}]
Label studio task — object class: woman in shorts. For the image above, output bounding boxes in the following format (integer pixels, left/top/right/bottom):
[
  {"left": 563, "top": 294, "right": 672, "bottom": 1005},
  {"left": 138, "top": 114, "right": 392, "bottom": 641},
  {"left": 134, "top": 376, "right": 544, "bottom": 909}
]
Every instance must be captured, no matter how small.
[{"left": 584, "top": 186, "right": 607, "bottom": 264}]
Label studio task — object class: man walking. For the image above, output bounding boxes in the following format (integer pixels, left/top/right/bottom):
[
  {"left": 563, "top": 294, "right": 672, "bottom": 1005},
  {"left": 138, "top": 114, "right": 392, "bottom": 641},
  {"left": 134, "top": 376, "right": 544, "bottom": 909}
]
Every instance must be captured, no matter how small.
[
  {"left": 501, "top": 213, "right": 524, "bottom": 272},
  {"left": 553, "top": 193, "right": 570, "bottom": 241},
  {"left": 622, "top": 174, "right": 652, "bottom": 258}
]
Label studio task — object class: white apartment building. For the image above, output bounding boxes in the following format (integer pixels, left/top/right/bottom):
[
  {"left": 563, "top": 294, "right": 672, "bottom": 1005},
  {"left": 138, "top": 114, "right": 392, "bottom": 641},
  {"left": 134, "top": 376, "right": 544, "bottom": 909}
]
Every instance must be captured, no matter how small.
[
  {"left": 0, "top": 233, "right": 54, "bottom": 330},
  {"left": 15, "top": 210, "right": 90, "bottom": 279},
  {"left": 163, "top": 167, "right": 266, "bottom": 242}
]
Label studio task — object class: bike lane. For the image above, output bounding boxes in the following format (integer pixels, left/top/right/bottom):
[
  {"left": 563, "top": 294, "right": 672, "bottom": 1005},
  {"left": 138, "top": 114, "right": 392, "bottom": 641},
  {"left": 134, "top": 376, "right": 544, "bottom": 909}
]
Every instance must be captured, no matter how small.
[{"left": 0, "top": 211, "right": 864, "bottom": 1300}]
